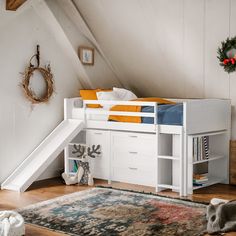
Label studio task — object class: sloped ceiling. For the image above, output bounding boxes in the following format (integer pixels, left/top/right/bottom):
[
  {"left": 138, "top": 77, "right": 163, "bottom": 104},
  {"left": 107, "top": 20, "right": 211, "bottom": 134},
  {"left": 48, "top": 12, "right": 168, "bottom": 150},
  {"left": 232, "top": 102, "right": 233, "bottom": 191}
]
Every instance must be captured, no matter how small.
[
  {"left": 45, "top": 0, "right": 122, "bottom": 89},
  {"left": 73, "top": 0, "right": 235, "bottom": 100},
  {"left": 73, "top": 0, "right": 236, "bottom": 139},
  {"left": 74, "top": 0, "right": 186, "bottom": 97}
]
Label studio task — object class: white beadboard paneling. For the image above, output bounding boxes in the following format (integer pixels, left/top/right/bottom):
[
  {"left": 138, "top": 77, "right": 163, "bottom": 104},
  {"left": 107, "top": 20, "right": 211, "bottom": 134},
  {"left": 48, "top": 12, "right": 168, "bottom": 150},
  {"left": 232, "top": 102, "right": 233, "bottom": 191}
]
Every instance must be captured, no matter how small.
[
  {"left": 229, "top": 0, "right": 236, "bottom": 139},
  {"left": 204, "top": 0, "right": 230, "bottom": 99},
  {"left": 142, "top": 0, "right": 185, "bottom": 98},
  {"left": 0, "top": 5, "right": 81, "bottom": 183},
  {"left": 45, "top": 0, "right": 122, "bottom": 89},
  {"left": 75, "top": 0, "right": 184, "bottom": 97},
  {"left": 183, "top": 0, "right": 205, "bottom": 98}
]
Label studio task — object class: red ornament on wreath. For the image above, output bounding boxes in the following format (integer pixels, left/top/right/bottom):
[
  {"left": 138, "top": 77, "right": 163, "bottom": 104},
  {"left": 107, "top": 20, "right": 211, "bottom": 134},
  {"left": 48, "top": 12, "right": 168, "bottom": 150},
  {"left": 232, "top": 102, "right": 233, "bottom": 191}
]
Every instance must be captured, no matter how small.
[{"left": 217, "top": 36, "right": 236, "bottom": 73}]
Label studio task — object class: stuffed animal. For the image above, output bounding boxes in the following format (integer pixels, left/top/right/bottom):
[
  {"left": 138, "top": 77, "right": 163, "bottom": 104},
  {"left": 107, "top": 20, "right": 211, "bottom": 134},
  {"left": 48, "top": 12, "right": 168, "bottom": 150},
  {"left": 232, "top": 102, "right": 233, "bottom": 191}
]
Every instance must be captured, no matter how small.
[
  {"left": 62, "top": 144, "right": 101, "bottom": 186},
  {"left": 207, "top": 199, "right": 236, "bottom": 234},
  {"left": 0, "top": 211, "right": 25, "bottom": 236}
]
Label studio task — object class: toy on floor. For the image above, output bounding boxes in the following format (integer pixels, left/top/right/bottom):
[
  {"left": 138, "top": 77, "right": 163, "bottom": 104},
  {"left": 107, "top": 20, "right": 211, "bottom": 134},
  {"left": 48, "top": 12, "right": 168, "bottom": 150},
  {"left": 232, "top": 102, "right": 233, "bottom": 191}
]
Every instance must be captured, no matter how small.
[
  {"left": 0, "top": 211, "right": 25, "bottom": 236},
  {"left": 207, "top": 198, "right": 236, "bottom": 234},
  {"left": 62, "top": 144, "right": 101, "bottom": 186}
]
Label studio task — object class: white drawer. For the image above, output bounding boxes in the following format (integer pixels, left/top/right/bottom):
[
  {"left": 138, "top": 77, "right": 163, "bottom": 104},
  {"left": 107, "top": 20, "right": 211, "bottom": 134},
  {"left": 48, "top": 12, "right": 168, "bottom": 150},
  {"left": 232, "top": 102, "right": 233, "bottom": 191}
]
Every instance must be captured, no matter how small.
[
  {"left": 112, "top": 151, "right": 156, "bottom": 171},
  {"left": 112, "top": 131, "right": 156, "bottom": 156},
  {"left": 112, "top": 166, "right": 156, "bottom": 187}
]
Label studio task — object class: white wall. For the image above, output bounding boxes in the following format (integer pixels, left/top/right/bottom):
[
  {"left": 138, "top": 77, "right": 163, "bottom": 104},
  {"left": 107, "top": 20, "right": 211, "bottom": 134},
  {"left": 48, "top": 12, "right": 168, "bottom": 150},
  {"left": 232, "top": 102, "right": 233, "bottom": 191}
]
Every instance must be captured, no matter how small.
[
  {"left": 45, "top": 0, "right": 122, "bottom": 89},
  {"left": 75, "top": 0, "right": 236, "bottom": 139},
  {"left": 0, "top": 1, "right": 84, "bottom": 183},
  {"left": 1, "top": 0, "right": 236, "bottom": 184}
]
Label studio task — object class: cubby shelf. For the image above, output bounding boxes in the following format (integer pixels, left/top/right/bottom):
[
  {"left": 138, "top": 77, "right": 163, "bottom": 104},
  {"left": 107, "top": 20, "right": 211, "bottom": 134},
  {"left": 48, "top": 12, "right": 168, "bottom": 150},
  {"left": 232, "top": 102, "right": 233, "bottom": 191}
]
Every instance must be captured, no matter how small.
[
  {"left": 68, "top": 157, "right": 81, "bottom": 160},
  {"left": 189, "top": 130, "right": 227, "bottom": 138},
  {"left": 193, "top": 176, "right": 225, "bottom": 190},
  {"left": 188, "top": 130, "right": 229, "bottom": 194},
  {"left": 193, "top": 155, "right": 224, "bottom": 165}
]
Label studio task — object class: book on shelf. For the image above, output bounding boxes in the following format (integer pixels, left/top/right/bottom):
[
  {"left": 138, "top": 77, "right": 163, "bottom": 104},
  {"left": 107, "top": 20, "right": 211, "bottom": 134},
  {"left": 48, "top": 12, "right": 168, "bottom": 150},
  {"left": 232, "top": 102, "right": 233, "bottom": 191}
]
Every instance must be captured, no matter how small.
[
  {"left": 192, "top": 136, "right": 209, "bottom": 162},
  {"left": 73, "top": 160, "right": 78, "bottom": 172},
  {"left": 193, "top": 173, "right": 208, "bottom": 186}
]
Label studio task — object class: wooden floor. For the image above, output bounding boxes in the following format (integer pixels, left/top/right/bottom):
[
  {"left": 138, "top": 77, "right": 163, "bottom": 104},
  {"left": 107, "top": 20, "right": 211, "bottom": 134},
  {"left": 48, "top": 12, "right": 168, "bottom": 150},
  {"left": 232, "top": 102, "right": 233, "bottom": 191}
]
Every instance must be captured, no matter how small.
[{"left": 1, "top": 178, "right": 236, "bottom": 235}]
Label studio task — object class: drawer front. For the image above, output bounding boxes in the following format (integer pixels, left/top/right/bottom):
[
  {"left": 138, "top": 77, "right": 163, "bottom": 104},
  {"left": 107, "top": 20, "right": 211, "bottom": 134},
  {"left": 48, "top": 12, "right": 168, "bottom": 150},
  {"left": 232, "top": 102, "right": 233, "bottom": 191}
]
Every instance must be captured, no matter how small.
[
  {"left": 86, "top": 130, "right": 110, "bottom": 179},
  {"left": 112, "top": 151, "right": 156, "bottom": 171},
  {"left": 112, "top": 167, "right": 156, "bottom": 187},
  {"left": 112, "top": 131, "right": 156, "bottom": 156}
]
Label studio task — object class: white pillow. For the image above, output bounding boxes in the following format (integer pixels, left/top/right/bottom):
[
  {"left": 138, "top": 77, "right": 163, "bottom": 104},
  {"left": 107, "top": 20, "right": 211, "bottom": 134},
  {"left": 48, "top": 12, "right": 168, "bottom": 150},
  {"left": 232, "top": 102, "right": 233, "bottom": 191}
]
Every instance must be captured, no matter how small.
[
  {"left": 113, "top": 87, "right": 137, "bottom": 101},
  {"left": 96, "top": 91, "right": 120, "bottom": 110}
]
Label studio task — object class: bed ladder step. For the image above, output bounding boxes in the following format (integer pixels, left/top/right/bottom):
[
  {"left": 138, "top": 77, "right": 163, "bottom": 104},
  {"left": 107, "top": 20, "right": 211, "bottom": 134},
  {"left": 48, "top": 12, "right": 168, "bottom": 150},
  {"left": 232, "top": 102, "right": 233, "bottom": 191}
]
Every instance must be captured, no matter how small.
[
  {"left": 157, "top": 155, "right": 180, "bottom": 161},
  {"left": 156, "top": 126, "right": 185, "bottom": 196}
]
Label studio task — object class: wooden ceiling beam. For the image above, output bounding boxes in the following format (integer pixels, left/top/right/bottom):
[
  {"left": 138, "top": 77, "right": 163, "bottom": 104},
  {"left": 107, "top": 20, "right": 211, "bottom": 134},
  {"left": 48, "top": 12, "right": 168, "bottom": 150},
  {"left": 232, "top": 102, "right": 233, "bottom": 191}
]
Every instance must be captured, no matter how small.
[{"left": 6, "top": 0, "right": 27, "bottom": 11}]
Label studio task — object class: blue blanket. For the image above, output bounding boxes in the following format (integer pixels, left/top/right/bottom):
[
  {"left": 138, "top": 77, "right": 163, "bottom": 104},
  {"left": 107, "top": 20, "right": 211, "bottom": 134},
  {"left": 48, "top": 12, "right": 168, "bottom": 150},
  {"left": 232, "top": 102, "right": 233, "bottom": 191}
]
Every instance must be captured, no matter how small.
[{"left": 142, "top": 104, "right": 183, "bottom": 125}]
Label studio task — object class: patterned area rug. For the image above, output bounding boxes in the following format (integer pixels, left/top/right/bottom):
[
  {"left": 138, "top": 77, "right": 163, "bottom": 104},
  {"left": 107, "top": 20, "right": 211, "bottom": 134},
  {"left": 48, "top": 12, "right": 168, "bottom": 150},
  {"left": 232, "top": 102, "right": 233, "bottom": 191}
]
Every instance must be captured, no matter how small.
[{"left": 18, "top": 188, "right": 207, "bottom": 236}]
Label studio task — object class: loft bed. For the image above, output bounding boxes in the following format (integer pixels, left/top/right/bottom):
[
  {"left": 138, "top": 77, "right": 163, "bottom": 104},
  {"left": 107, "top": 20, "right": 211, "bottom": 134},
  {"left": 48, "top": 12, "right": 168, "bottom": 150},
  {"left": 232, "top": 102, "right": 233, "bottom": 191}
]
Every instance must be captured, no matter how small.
[{"left": 64, "top": 97, "right": 231, "bottom": 196}]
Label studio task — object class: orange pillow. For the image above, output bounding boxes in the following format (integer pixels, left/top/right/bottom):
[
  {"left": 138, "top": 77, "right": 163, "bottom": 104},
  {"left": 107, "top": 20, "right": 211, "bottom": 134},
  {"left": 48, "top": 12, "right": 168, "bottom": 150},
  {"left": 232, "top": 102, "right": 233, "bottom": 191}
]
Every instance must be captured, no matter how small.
[
  {"left": 80, "top": 89, "right": 113, "bottom": 108},
  {"left": 108, "top": 97, "right": 175, "bottom": 123},
  {"left": 132, "top": 97, "right": 175, "bottom": 104},
  {"left": 80, "top": 89, "right": 101, "bottom": 108}
]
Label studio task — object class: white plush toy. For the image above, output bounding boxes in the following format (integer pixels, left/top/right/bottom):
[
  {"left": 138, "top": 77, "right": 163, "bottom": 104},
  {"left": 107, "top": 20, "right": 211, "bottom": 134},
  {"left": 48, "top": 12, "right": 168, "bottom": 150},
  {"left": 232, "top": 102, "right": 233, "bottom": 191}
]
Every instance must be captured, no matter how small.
[
  {"left": 62, "top": 144, "right": 101, "bottom": 186},
  {"left": 0, "top": 211, "right": 25, "bottom": 236}
]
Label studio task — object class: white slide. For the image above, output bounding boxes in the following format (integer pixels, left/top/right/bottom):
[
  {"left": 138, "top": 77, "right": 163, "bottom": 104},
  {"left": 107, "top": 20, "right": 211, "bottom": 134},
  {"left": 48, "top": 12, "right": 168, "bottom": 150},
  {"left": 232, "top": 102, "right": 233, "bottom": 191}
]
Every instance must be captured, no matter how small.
[{"left": 1, "top": 119, "right": 84, "bottom": 192}]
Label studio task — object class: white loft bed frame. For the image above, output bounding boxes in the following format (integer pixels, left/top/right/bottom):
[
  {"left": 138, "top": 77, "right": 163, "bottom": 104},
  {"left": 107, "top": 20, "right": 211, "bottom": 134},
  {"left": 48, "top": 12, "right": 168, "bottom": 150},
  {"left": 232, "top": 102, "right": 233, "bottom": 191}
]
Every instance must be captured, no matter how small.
[
  {"left": 64, "top": 97, "right": 231, "bottom": 196},
  {"left": 65, "top": 98, "right": 230, "bottom": 135}
]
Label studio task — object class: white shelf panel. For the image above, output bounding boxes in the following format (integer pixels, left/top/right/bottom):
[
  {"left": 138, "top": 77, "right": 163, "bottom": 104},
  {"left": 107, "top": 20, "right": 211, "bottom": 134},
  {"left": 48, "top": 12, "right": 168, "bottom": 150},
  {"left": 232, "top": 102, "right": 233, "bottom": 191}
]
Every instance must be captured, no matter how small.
[
  {"left": 189, "top": 130, "right": 227, "bottom": 138},
  {"left": 157, "top": 184, "right": 179, "bottom": 191},
  {"left": 159, "top": 125, "right": 183, "bottom": 134},
  {"left": 69, "top": 142, "right": 86, "bottom": 146},
  {"left": 193, "top": 155, "right": 224, "bottom": 164},
  {"left": 193, "top": 176, "right": 224, "bottom": 190},
  {"left": 158, "top": 155, "right": 180, "bottom": 161},
  {"left": 68, "top": 157, "right": 81, "bottom": 160}
]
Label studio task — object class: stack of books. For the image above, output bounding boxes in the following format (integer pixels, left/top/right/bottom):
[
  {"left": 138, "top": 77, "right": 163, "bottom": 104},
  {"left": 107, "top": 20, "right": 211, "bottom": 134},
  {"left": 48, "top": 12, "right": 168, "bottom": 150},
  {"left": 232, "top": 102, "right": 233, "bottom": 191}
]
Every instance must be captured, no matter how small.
[
  {"left": 193, "top": 173, "right": 208, "bottom": 186},
  {"left": 193, "top": 136, "right": 209, "bottom": 162}
]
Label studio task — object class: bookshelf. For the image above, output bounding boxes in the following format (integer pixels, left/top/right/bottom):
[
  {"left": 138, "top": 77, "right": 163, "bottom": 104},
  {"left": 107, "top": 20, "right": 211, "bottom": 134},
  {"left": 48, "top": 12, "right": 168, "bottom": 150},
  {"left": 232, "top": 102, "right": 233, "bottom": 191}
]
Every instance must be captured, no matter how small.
[
  {"left": 187, "top": 130, "right": 229, "bottom": 194},
  {"left": 65, "top": 130, "right": 86, "bottom": 175}
]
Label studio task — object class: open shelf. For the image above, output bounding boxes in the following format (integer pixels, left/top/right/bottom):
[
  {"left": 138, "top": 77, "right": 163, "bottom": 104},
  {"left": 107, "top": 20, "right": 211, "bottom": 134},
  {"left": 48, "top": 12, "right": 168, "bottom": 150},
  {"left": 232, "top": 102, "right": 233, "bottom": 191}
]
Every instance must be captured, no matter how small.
[
  {"left": 193, "top": 155, "right": 224, "bottom": 164},
  {"left": 188, "top": 129, "right": 229, "bottom": 194},
  {"left": 193, "top": 176, "right": 224, "bottom": 190},
  {"left": 68, "top": 157, "right": 81, "bottom": 160},
  {"left": 189, "top": 130, "right": 227, "bottom": 138}
]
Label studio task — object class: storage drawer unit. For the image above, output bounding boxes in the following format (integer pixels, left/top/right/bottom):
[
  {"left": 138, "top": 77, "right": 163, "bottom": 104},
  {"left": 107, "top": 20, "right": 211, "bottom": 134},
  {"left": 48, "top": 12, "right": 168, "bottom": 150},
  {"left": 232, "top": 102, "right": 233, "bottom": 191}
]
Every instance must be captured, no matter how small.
[{"left": 111, "top": 131, "right": 157, "bottom": 187}]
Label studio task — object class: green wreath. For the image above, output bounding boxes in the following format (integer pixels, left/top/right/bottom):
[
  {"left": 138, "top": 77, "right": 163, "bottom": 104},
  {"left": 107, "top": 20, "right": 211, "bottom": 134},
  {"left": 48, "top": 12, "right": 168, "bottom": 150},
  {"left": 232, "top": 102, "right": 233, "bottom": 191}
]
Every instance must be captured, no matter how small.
[{"left": 217, "top": 36, "right": 236, "bottom": 73}]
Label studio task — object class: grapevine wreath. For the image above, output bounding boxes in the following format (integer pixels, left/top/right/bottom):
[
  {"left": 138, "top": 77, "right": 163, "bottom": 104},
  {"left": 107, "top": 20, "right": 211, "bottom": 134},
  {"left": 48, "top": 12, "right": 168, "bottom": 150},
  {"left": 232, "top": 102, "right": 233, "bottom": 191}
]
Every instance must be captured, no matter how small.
[
  {"left": 21, "top": 45, "right": 54, "bottom": 104},
  {"left": 217, "top": 36, "right": 236, "bottom": 73}
]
